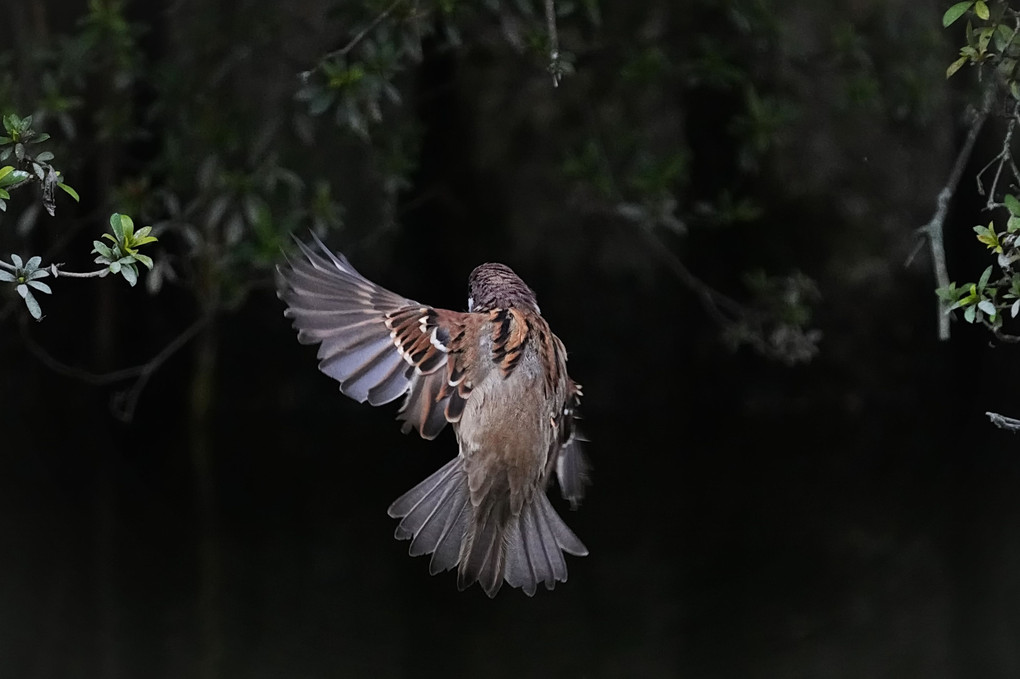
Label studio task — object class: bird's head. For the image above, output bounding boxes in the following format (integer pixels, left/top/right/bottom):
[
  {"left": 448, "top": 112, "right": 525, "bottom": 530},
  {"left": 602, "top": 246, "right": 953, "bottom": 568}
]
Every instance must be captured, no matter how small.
[{"left": 467, "top": 263, "right": 540, "bottom": 313}]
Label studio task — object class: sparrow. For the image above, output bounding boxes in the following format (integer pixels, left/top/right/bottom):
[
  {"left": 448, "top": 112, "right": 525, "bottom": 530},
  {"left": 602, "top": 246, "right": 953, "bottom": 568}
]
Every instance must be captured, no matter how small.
[{"left": 277, "top": 235, "right": 589, "bottom": 597}]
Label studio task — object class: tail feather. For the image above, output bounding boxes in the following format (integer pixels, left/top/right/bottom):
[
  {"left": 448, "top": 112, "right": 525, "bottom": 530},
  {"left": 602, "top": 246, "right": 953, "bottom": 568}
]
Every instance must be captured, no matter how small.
[
  {"left": 505, "top": 514, "right": 538, "bottom": 596},
  {"left": 533, "top": 499, "right": 568, "bottom": 589},
  {"left": 408, "top": 478, "right": 460, "bottom": 557},
  {"left": 458, "top": 501, "right": 511, "bottom": 598},
  {"left": 388, "top": 456, "right": 587, "bottom": 596},
  {"left": 429, "top": 493, "right": 469, "bottom": 575},
  {"left": 388, "top": 458, "right": 462, "bottom": 540},
  {"left": 543, "top": 496, "right": 589, "bottom": 557}
]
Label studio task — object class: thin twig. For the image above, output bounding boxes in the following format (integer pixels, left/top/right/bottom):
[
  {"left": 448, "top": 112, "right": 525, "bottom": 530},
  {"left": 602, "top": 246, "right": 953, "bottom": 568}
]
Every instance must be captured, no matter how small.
[
  {"left": 637, "top": 224, "right": 746, "bottom": 326},
  {"left": 20, "top": 314, "right": 210, "bottom": 422},
  {"left": 990, "top": 323, "right": 1020, "bottom": 343},
  {"left": 987, "top": 410, "right": 1020, "bottom": 432},
  {"left": 977, "top": 101, "right": 1019, "bottom": 209},
  {"left": 917, "top": 83, "right": 996, "bottom": 341},
  {"left": 544, "top": 0, "right": 561, "bottom": 86},
  {"left": 49, "top": 267, "right": 109, "bottom": 278},
  {"left": 0, "top": 257, "right": 108, "bottom": 278},
  {"left": 322, "top": 0, "right": 403, "bottom": 62}
]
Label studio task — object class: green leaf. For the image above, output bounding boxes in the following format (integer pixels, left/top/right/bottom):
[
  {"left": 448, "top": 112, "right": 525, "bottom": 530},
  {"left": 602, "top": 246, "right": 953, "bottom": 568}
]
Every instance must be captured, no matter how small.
[
  {"left": 1012, "top": 299, "right": 1019, "bottom": 317},
  {"left": 974, "top": 0, "right": 989, "bottom": 20},
  {"left": 944, "top": 2, "right": 975, "bottom": 27},
  {"left": 121, "top": 263, "right": 138, "bottom": 287},
  {"left": 936, "top": 283, "right": 959, "bottom": 301},
  {"left": 92, "top": 240, "right": 114, "bottom": 259},
  {"left": 34, "top": 151, "right": 54, "bottom": 163},
  {"left": 28, "top": 280, "right": 52, "bottom": 295},
  {"left": 979, "top": 299, "right": 997, "bottom": 316},
  {"left": 0, "top": 169, "right": 29, "bottom": 188},
  {"left": 949, "top": 295, "right": 974, "bottom": 311},
  {"left": 947, "top": 56, "right": 969, "bottom": 78},
  {"left": 19, "top": 286, "right": 42, "bottom": 320},
  {"left": 119, "top": 214, "right": 135, "bottom": 240},
  {"left": 965, "top": 304, "right": 977, "bottom": 323},
  {"left": 979, "top": 264, "right": 993, "bottom": 289},
  {"left": 132, "top": 253, "right": 154, "bottom": 270},
  {"left": 976, "top": 222, "right": 1001, "bottom": 250},
  {"left": 1006, "top": 194, "right": 1020, "bottom": 216},
  {"left": 109, "top": 213, "right": 125, "bottom": 242},
  {"left": 57, "top": 183, "right": 80, "bottom": 202}
]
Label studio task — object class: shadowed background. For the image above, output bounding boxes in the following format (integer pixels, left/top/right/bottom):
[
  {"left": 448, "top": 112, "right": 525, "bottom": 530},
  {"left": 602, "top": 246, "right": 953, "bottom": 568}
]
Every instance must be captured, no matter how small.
[{"left": 2, "top": 1, "right": 1020, "bottom": 677}]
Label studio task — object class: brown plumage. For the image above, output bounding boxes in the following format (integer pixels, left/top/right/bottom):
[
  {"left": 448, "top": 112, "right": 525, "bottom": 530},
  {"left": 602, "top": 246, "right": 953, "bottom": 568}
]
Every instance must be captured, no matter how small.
[{"left": 277, "top": 236, "right": 588, "bottom": 597}]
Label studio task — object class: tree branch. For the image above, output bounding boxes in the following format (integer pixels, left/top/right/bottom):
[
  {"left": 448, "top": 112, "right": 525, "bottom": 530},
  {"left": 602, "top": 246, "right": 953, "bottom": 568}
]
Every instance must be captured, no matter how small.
[
  {"left": 544, "top": 0, "right": 561, "bottom": 86},
  {"left": 19, "top": 313, "right": 210, "bottom": 422},
  {"left": 0, "top": 257, "right": 108, "bottom": 278},
  {"left": 987, "top": 410, "right": 1020, "bottom": 432},
  {"left": 322, "top": 0, "right": 403, "bottom": 62},
  {"left": 637, "top": 224, "right": 747, "bottom": 326},
  {"left": 917, "top": 83, "right": 996, "bottom": 341}
]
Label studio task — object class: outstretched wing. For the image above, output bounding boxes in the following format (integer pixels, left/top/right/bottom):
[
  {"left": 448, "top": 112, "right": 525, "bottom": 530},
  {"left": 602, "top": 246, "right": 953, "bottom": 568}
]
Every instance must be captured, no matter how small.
[{"left": 277, "top": 235, "right": 473, "bottom": 439}]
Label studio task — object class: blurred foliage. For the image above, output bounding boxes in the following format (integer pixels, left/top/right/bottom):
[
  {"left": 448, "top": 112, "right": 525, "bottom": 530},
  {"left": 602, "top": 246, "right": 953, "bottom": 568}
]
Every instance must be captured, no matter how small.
[
  {"left": 0, "top": 0, "right": 957, "bottom": 378},
  {"left": 0, "top": 112, "right": 77, "bottom": 214}
]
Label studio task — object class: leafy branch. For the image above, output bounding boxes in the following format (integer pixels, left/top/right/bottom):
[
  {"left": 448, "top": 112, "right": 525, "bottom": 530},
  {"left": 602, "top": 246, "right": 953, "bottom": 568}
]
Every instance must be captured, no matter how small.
[
  {"left": 0, "top": 212, "right": 157, "bottom": 319},
  {"left": 935, "top": 2, "right": 1020, "bottom": 340},
  {"left": 0, "top": 113, "right": 80, "bottom": 214}
]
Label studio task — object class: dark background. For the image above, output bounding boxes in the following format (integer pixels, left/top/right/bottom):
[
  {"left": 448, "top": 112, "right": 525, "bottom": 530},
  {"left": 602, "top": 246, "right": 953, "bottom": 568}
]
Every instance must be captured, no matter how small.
[{"left": 3, "top": 1, "right": 1020, "bottom": 677}]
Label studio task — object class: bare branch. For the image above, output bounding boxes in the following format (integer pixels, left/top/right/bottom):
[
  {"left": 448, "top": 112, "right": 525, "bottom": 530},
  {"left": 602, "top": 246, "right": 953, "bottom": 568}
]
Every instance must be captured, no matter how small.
[
  {"left": 19, "top": 314, "right": 210, "bottom": 422},
  {"left": 976, "top": 101, "right": 1020, "bottom": 209},
  {"left": 322, "top": 0, "right": 403, "bottom": 61},
  {"left": 544, "top": 0, "right": 561, "bottom": 86},
  {"left": 917, "top": 83, "right": 996, "bottom": 341},
  {"left": 987, "top": 410, "right": 1020, "bottom": 432},
  {"left": 0, "top": 257, "right": 108, "bottom": 278},
  {"left": 637, "top": 224, "right": 746, "bottom": 326},
  {"left": 990, "top": 323, "right": 1020, "bottom": 343}
]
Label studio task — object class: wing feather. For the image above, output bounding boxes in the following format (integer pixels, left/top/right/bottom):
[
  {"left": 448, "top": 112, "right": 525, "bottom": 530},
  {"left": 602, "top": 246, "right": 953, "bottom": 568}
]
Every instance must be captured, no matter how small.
[{"left": 278, "top": 235, "right": 476, "bottom": 437}]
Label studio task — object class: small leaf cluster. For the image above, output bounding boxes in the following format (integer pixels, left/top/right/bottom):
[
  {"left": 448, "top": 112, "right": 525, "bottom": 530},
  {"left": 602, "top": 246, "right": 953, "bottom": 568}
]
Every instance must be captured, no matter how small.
[
  {"left": 91, "top": 213, "right": 157, "bottom": 287},
  {"left": 0, "top": 255, "right": 52, "bottom": 319},
  {"left": 296, "top": 1, "right": 593, "bottom": 138},
  {"left": 943, "top": 1, "right": 1020, "bottom": 90},
  {"left": 0, "top": 113, "right": 80, "bottom": 213},
  {"left": 939, "top": 265, "right": 1002, "bottom": 324},
  {"left": 297, "top": 39, "right": 404, "bottom": 139},
  {"left": 938, "top": 194, "right": 1020, "bottom": 328}
]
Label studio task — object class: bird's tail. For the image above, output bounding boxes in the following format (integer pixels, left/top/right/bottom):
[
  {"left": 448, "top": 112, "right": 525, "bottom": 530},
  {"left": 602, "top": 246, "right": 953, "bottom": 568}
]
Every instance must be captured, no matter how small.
[{"left": 387, "top": 457, "right": 587, "bottom": 597}]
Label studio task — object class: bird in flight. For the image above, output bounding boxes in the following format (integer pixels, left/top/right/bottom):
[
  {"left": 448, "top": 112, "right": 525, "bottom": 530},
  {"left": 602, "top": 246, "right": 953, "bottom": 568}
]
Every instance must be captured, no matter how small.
[{"left": 277, "top": 236, "right": 588, "bottom": 597}]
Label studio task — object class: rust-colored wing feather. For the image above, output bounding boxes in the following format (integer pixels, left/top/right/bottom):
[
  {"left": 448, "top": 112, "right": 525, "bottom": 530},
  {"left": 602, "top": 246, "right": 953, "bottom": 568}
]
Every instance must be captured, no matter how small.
[{"left": 277, "top": 235, "right": 473, "bottom": 439}]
